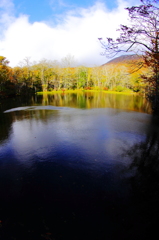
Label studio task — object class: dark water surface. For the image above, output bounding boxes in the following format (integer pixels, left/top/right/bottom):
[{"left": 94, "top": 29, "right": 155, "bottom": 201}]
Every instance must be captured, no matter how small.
[{"left": 0, "top": 93, "right": 159, "bottom": 240}]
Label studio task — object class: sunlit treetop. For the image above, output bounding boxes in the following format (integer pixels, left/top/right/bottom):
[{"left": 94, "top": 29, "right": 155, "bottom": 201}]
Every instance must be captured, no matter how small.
[{"left": 0, "top": 56, "right": 9, "bottom": 66}]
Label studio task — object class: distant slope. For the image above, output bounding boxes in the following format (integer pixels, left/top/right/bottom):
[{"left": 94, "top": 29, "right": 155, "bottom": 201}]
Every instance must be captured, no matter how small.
[{"left": 101, "top": 54, "right": 142, "bottom": 66}]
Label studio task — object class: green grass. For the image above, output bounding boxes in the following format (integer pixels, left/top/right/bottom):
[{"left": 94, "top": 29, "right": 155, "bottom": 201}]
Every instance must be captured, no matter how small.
[
  {"left": 103, "top": 90, "right": 136, "bottom": 95},
  {"left": 37, "top": 89, "right": 136, "bottom": 95}
]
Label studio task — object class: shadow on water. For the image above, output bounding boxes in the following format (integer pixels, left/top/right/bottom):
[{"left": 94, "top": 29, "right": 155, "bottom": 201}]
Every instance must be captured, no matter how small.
[{"left": 126, "top": 113, "right": 159, "bottom": 238}]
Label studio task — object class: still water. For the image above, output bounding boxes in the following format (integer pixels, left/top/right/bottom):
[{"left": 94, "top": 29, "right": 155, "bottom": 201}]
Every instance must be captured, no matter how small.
[{"left": 0, "top": 92, "right": 159, "bottom": 240}]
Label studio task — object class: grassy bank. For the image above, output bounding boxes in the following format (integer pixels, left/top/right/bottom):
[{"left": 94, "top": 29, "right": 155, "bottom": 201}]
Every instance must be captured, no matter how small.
[{"left": 37, "top": 89, "right": 137, "bottom": 95}]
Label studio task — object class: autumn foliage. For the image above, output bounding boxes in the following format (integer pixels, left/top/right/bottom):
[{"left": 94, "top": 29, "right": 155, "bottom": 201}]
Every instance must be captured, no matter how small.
[
  {"left": 99, "top": 0, "right": 159, "bottom": 110},
  {"left": 0, "top": 54, "right": 149, "bottom": 98}
]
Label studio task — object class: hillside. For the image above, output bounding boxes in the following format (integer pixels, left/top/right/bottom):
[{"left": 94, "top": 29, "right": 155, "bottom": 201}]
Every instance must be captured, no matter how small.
[{"left": 101, "top": 54, "right": 142, "bottom": 66}]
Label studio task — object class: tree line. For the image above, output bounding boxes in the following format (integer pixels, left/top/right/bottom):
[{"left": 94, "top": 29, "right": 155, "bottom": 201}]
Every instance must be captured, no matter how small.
[
  {"left": 1, "top": 0, "right": 159, "bottom": 107},
  {"left": 0, "top": 55, "right": 148, "bottom": 98}
]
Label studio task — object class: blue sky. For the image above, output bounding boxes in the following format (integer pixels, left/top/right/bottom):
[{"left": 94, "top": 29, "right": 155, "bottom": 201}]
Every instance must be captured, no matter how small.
[
  {"left": 0, "top": 0, "right": 140, "bottom": 67},
  {"left": 14, "top": 0, "right": 118, "bottom": 23}
]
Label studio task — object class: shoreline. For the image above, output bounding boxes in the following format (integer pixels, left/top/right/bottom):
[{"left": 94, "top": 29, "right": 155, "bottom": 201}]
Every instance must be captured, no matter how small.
[{"left": 37, "top": 89, "right": 138, "bottom": 95}]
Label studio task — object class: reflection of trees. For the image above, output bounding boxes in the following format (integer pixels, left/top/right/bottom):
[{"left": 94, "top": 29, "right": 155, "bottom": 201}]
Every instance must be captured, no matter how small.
[
  {"left": 127, "top": 115, "right": 159, "bottom": 236},
  {"left": 38, "top": 93, "right": 152, "bottom": 113},
  {"left": 0, "top": 92, "right": 152, "bottom": 145},
  {"left": 9, "top": 109, "right": 59, "bottom": 125},
  {"left": 0, "top": 111, "right": 12, "bottom": 143},
  {"left": 0, "top": 97, "right": 34, "bottom": 143},
  {"left": 130, "top": 127, "right": 159, "bottom": 173},
  {"left": 0, "top": 96, "right": 53, "bottom": 143}
]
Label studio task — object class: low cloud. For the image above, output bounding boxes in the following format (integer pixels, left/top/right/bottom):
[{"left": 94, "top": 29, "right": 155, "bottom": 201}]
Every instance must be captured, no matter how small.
[{"left": 0, "top": 0, "right": 140, "bottom": 67}]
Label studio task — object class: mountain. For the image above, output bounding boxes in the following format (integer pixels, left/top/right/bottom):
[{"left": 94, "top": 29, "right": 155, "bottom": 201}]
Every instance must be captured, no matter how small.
[{"left": 101, "top": 54, "right": 142, "bottom": 66}]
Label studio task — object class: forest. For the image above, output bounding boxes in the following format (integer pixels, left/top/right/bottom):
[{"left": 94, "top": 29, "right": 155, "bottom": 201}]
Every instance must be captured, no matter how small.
[
  {"left": 0, "top": 54, "right": 148, "bottom": 98},
  {"left": 1, "top": 0, "right": 159, "bottom": 110}
]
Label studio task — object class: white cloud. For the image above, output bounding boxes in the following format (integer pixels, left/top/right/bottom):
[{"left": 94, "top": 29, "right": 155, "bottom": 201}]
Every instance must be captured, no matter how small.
[
  {"left": 0, "top": 0, "right": 141, "bottom": 67},
  {"left": 0, "top": 0, "right": 14, "bottom": 13}
]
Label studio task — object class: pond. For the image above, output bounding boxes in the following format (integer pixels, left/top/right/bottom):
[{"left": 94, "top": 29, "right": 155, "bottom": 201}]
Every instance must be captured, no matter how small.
[{"left": 0, "top": 92, "right": 159, "bottom": 240}]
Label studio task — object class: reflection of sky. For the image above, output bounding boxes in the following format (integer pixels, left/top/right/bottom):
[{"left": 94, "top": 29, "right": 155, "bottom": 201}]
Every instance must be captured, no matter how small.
[{"left": 1, "top": 108, "right": 151, "bottom": 169}]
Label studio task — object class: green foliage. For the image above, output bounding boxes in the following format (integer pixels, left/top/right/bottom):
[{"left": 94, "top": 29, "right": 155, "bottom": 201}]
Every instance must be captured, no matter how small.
[
  {"left": 92, "top": 86, "right": 101, "bottom": 91},
  {"left": 113, "top": 86, "right": 132, "bottom": 92}
]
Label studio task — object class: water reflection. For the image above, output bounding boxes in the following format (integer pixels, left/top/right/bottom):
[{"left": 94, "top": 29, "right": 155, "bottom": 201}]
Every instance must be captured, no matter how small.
[
  {"left": 0, "top": 93, "right": 155, "bottom": 240},
  {"left": 37, "top": 92, "right": 151, "bottom": 113},
  {"left": 0, "top": 92, "right": 151, "bottom": 145},
  {"left": 125, "top": 114, "right": 159, "bottom": 238},
  {"left": 1, "top": 107, "right": 151, "bottom": 167}
]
